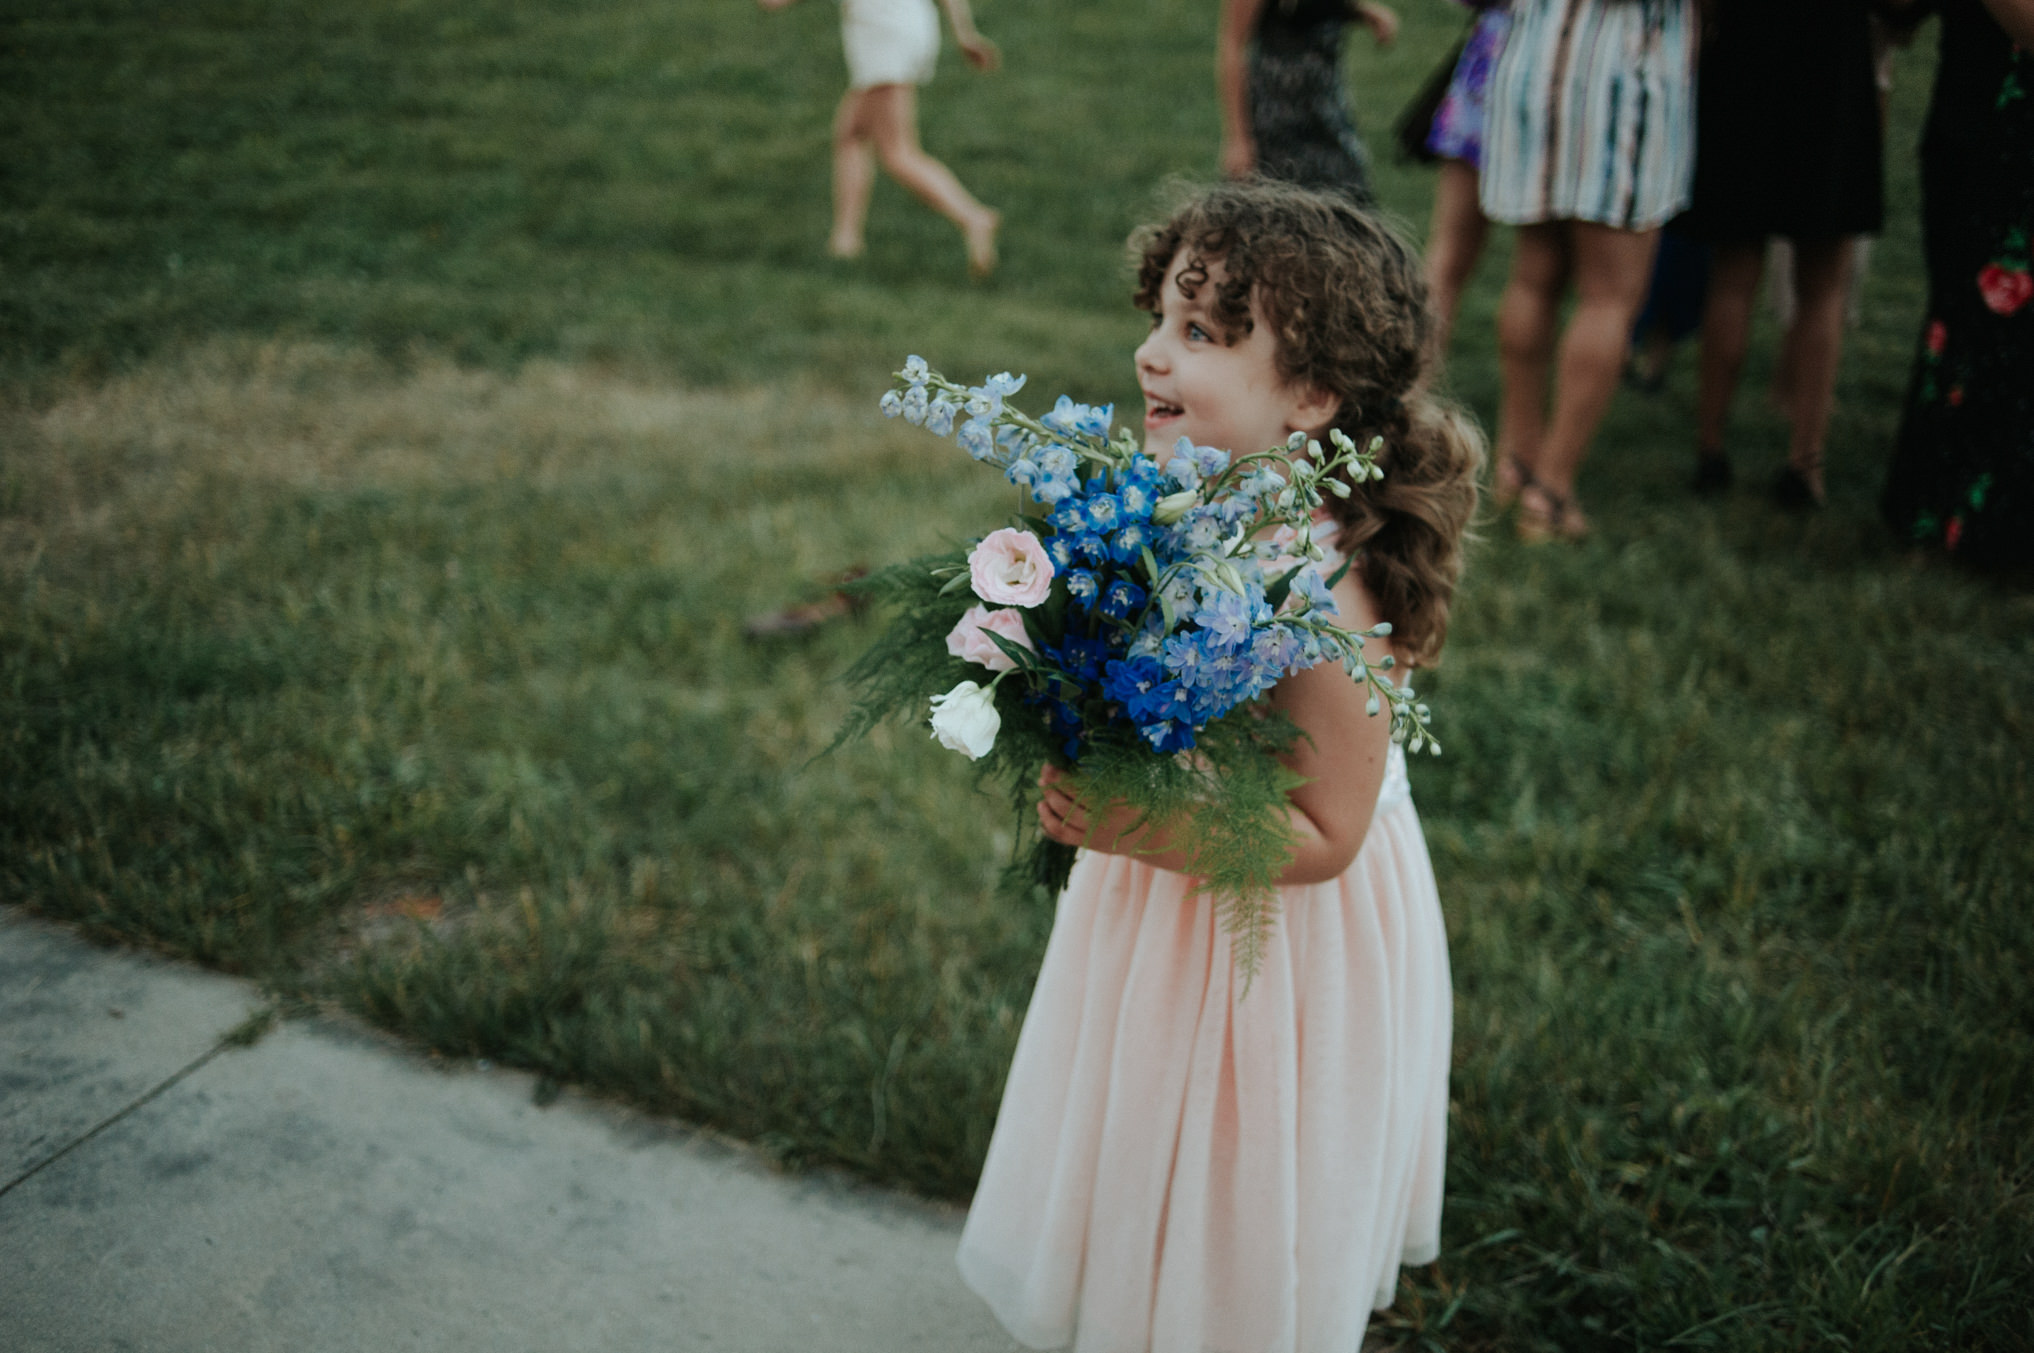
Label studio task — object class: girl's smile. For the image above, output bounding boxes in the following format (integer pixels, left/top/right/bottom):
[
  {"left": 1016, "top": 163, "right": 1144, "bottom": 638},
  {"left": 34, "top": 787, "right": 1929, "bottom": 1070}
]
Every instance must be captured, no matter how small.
[{"left": 1135, "top": 250, "right": 1337, "bottom": 460}]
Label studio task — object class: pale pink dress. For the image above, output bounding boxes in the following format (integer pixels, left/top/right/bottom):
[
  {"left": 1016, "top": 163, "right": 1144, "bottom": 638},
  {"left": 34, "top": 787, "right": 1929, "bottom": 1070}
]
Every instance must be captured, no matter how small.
[{"left": 957, "top": 671, "right": 1451, "bottom": 1353}]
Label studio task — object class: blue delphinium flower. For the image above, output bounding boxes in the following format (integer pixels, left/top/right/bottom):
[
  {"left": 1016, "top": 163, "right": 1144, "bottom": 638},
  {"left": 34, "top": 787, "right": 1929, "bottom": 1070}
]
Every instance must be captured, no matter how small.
[
  {"left": 1099, "top": 579, "right": 1147, "bottom": 621},
  {"left": 1117, "top": 481, "right": 1153, "bottom": 520},
  {"left": 1196, "top": 589, "right": 1254, "bottom": 647},
  {"left": 1049, "top": 636, "right": 1111, "bottom": 683},
  {"left": 1041, "top": 395, "right": 1113, "bottom": 439},
  {"left": 1109, "top": 520, "right": 1152, "bottom": 564},
  {"left": 958, "top": 416, "right": 996, "bottom": 460},
  {"left": 1084, "top": 490, "right": 1121, "bottom": 533},
  {"left": 966, "top": 371, "right": 1026, "bottom": 420},
  {"left": 925, "top": 398, "right": 958, "bottom": 437},
  {"left": 1291, "top": 567, "right": 1339, "bottom": 616},
  {"left": 1064, "top": 569, "right": 1099, "bottom": 604}
]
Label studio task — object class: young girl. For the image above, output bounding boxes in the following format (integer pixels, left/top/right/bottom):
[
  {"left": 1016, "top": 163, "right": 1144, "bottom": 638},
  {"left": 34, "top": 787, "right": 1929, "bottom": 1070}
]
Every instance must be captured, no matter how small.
[
  {"left": 958, "top": 181, "right": 1483, "bottom": 1353},
  {"left": 758, "top": 0, "right": 1002, "bottom": 277}
]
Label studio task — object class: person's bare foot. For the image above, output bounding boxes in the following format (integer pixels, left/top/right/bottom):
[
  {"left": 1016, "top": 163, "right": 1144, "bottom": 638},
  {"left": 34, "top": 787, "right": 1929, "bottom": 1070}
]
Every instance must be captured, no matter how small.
[
  {"left": 827, "top": 233, "right": 865, "bottom": 261},
  {"left": 964, "top": 209, "right": 1000, "bottom": 279}
]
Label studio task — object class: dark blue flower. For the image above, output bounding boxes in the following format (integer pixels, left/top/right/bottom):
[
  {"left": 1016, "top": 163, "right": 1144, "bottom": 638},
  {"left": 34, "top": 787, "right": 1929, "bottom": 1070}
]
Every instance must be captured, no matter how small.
[{"left": 1099, "top": 579, "right": 1148, "bottom": 620}]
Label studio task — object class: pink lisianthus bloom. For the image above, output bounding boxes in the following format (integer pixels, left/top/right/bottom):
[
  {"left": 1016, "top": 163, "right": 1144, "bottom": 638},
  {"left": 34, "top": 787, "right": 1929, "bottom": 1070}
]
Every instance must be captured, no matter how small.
[
  {"left": 968, "top": 528, "right": 1055, "bottom": 607},
  {"left": 946, "top": 604, "right": 1035, "bottom": 672}
]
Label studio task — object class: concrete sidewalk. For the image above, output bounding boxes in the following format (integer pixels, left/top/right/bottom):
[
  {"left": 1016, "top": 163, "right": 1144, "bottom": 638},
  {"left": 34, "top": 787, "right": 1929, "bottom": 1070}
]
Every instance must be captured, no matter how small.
[{"left": 0, "top": 907, "right": 1028, "bottom": 1353}]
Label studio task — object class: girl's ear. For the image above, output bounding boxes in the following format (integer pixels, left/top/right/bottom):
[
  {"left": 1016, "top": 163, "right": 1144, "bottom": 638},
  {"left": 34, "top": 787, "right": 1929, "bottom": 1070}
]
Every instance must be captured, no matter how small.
[{"left": 1285, "top": 383, "right": 1341, "bottom": 438}]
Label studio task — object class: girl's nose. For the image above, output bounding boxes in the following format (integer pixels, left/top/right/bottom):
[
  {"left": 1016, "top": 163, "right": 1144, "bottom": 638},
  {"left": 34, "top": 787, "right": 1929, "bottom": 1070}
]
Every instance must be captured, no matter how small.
[{"left": 1134, "top": 329, "right": 1165, "bottom": 374}]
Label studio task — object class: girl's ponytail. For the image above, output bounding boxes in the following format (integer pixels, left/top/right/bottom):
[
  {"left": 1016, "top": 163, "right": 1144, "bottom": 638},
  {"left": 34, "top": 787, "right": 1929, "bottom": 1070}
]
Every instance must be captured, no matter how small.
[{"left": 1332, "top": 391, "right": 1483, "bottom": 669}]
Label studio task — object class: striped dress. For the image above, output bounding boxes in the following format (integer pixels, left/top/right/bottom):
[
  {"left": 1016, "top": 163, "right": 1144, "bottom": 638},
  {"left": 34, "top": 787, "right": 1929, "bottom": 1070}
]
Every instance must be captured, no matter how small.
[{"left": 1478, "top": 0, "right": 1697, "bottom": 230}]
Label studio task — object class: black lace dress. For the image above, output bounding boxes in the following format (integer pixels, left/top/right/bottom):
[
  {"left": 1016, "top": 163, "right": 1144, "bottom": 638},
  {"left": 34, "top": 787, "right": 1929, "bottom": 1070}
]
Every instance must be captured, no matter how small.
[
  {"left": 1879, "top": 0, "right": 2034, "bottom": 571},
  {"left": 1251, "top": 0, "right": 1376, "bottom": 201}
]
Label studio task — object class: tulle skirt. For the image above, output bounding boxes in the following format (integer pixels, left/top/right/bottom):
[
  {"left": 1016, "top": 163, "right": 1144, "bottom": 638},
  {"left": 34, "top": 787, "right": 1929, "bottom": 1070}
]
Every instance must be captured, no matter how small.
[{"left": 959, "top": 763, "right": 1450, "bottom": 1353}]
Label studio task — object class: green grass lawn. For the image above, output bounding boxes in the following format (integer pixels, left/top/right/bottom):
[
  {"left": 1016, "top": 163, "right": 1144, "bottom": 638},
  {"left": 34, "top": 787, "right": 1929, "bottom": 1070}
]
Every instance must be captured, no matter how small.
[{"left": 4, "top": 1, "right": 2031, "bottom": 1348}]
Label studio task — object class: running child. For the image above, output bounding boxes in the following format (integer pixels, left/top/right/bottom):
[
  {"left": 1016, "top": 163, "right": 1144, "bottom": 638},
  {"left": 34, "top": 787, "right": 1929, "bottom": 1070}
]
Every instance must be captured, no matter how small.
[{"left": 758, "top": 0, "right": 1002, "bottom": 277}]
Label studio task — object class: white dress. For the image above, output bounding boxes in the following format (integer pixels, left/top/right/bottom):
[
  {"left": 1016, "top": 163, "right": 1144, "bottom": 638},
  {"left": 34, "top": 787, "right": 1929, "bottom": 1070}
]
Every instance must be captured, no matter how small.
[
  {"left": 957, "top": 735, "right": 1453, "bottom": 1352},
  {"left": 841, "top": 0, "right": 940, "bottom": 90}
]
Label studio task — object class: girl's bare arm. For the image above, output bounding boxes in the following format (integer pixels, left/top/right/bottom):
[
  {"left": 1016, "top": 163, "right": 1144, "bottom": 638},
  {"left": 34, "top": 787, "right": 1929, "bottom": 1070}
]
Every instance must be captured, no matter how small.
[{"left": 939, "top": 0, "right": 1003, "bottom": 70}]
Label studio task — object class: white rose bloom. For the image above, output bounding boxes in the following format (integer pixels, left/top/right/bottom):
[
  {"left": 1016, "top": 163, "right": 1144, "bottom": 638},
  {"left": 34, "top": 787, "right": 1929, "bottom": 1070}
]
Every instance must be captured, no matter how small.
[{"left": 928, "top": 681, "right": 1001, "bottom": 760}]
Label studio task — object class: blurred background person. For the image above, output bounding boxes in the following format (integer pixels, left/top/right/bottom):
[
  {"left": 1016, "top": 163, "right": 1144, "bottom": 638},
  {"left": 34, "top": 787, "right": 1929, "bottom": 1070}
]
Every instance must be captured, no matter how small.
[
  {"left": 1623, "top": 224, "right": 1708, "bottom": 395},
  {"left": 1219, "top": 0, "right": 1402, "bottom": 200},
  {"left": 1880, "top": 0, "right": 2034, "bottom": 570},
  {"left": 1409, "top": 0, "right": 1512, "bottom": 356},
  {"left": 1478, "top": 0, "right": 1698, "bottom": 541},
  {"left": 760, "top": 0, "right": 1003, "bottom": 277},
  {"left": 1679, "top": 0, "right": 1885, "bottom": 507}
]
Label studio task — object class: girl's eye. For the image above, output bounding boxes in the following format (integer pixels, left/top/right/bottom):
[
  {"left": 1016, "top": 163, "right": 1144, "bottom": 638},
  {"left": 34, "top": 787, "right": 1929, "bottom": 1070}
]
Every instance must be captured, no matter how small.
[{"left": 1187, "top": 322, "right": 1212, "bottom": 343}]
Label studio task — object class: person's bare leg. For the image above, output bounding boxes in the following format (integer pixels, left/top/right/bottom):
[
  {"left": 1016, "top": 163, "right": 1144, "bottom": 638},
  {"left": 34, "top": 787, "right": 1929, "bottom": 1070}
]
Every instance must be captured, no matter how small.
[
  {"left": 1424, "top": 159, "right": 1491, "bottom": 357},
  {"left": 1523, "top": 221, "right": 1660, "bottom": 532},
  {"left": 829, "top": 89, "right": 875, "bottom": 259},
  {"left": 1493, "top": 222, "right": 1568, "bottom": 502},
  {"left": 1694, "top": 242, "right": 1765, "bottom": 471},
  {"left": 1776, "top": 235, "right": 1856, "bottom": 504},
  {"left": 863, "top": 83, "right": 999, "bottom": 276}
]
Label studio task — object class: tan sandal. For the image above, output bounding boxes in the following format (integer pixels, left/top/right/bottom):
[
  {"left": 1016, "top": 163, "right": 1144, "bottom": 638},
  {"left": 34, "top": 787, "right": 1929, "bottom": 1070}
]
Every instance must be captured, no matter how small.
[{"left": 1516, "top": 482, "right": 1590, "bottom": 544}]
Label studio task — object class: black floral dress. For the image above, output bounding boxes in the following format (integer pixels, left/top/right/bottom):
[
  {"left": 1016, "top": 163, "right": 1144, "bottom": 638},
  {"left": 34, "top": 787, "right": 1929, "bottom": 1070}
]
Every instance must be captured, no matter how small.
[
  {"left": 1251, "top": 0, "right": 1376, "bottom": 201},
  {"left": 1880, "top": 0, "right": 2034, "bottom": 571}
]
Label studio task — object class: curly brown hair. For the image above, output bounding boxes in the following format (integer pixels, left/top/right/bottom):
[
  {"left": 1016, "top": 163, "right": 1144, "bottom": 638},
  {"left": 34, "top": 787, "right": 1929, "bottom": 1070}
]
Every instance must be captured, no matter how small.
[{"left": 1130, "top": 179, "right": 1483, "bottom": 668}]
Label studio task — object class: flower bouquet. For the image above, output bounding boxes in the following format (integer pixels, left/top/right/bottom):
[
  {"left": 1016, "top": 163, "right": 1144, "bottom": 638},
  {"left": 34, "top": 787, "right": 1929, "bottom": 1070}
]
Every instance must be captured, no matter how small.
[{"left": 834, "top": 359, "right": 1438, "bottom": 976}]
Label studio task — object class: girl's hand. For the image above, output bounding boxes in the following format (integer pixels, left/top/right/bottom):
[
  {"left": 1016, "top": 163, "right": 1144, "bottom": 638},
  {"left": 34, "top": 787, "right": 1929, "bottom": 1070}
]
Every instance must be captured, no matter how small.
[
  {"left": 1221, "top": 131, "right": 1257, "bottom": 179},
  {"left": 958, "top": 32, "right": 1002, "bottom": 72},
  {"left": 1037, "top": 764, "right": 1148, "bottom": 854},
  {"left": 1356, "top": 1, "right": 1399, "bottom": 47}
]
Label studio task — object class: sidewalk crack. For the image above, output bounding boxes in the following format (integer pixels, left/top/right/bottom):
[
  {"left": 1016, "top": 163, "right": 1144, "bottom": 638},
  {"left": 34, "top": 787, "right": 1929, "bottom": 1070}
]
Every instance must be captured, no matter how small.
[{"left": 0, "top": 1006, "right": 276, "bottom": 1202}]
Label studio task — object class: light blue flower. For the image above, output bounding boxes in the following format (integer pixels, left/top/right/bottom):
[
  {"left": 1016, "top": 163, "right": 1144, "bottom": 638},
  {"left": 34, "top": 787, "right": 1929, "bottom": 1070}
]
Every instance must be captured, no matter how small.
[
  {"left": 925, "top": 398, "right": 958, "bottom": 437},
  {"left": 1291, "top": 568, "right": 1339, "bottom": 616},
  {"left": 902, "top": 385, "right": 930, "bottom": 425},
  {"left": 966, "top": 371, "right": 1026, "bottom": 419},
  {"left": 957, "top": 417, "right": 996, "bottom": 460},
  {"left": 901, "top": 355, "right": 930, "bottom": 387},
  {"left": 1196, "top": 590, "right": 1253, "bottom": 647},
  {"left": 1192, "top": 443, "right": 1231, "bottom": 478},
  {"left": 1042, "top": 395, "right": 1113, "bottom": 438},
  {"left": 880, "top": 389, "right": 904, "bottom": 418}
]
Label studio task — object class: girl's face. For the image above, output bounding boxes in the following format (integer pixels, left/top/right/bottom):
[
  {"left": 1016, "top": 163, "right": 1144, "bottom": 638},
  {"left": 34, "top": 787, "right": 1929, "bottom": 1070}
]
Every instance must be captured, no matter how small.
[{"left": 1135, "top": 250, "right": 1337, "bottom": 459}]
